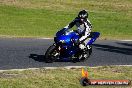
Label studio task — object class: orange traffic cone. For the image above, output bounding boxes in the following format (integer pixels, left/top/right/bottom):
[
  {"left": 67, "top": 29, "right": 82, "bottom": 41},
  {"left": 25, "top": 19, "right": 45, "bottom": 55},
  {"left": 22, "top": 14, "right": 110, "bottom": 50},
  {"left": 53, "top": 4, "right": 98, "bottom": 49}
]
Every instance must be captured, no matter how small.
[
  {"left": 81, "top": 68, "right": 88, "bottom": 78},
  {"left": 80, "top": 68, "right": 90, "bottom": 86}
]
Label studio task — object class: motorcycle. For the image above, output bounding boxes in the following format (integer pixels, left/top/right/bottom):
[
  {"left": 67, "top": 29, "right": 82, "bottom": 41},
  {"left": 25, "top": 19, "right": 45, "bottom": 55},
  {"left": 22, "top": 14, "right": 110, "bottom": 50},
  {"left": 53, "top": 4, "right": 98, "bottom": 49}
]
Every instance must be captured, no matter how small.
[{"left": 45, "top": 29, "right": 100, "bottom": 63}]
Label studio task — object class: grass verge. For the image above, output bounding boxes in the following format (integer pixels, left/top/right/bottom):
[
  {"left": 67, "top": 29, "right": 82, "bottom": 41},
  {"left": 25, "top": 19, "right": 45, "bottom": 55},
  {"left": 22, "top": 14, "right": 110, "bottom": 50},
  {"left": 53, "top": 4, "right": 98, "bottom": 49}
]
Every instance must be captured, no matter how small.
[
  {"left": 0, "top": 0, "right": 132, "bottom": 39},
  {"left": 0, "top": 66, "right": 131, "bottom": 88}
]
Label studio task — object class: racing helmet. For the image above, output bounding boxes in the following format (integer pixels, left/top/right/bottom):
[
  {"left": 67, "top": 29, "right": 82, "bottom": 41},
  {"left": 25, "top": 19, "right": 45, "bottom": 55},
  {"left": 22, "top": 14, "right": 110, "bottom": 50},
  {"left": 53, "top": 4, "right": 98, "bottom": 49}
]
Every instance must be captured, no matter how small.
[{"left": 78, "top": 10, "right": 88, "bottom": 19}]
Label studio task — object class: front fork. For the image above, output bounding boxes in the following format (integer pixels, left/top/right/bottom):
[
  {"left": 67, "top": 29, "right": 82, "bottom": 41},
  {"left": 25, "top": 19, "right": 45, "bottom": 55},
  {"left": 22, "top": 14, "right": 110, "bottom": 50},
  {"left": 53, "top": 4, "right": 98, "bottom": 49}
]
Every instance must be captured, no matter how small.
[{"left": 53, "top": 43, "right": 61, "bottom": 57}]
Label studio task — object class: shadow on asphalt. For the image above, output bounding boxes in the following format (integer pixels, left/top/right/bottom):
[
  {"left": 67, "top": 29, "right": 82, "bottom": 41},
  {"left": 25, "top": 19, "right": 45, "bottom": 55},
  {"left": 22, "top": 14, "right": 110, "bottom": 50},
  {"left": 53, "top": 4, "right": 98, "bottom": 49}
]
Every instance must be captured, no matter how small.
[
  {"left": 93, "top": 44, "right": 132, "bottom": 55},
  {"left": 29, "top": 54, "right": 45, "bottom": 62},
  {"left": 116, "top": 42, "right": 132, "bottom": 47},
  {"left": 29, "top": 54, "right": 73, "bottom": 62}
]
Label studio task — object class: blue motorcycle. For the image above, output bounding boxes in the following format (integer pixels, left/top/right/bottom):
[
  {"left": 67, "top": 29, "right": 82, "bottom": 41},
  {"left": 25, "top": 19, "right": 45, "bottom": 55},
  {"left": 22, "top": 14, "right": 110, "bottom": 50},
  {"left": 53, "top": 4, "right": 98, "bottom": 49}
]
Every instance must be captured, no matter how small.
[{"left": 45, "top": 29, "right": 100, "bottom": 63}]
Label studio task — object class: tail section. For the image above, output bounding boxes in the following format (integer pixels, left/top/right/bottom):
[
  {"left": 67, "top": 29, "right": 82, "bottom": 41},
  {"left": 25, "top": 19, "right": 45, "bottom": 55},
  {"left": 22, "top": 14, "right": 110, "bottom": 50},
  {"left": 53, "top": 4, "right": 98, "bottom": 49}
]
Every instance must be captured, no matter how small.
[{"left": 87, "top": 32, "right": 100, "bottom": 45}]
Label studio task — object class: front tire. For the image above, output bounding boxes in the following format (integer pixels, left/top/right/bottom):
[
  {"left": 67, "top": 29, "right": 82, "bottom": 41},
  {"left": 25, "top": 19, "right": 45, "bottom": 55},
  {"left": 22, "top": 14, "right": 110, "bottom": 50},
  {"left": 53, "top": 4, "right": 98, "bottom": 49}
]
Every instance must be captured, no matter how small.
[{"left": 45, "top": 44, "right": 59, "bottom": 63}]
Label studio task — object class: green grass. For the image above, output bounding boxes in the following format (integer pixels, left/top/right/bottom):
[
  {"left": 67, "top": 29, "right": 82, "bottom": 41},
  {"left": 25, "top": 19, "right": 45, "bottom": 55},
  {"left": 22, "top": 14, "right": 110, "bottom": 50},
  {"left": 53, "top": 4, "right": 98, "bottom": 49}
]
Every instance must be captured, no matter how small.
[
  {"left": 0, "top": 0, "right": 132, "bottom": 39},
  {"left": 0, "top": 66, "right": 131, "bottom": 88}
]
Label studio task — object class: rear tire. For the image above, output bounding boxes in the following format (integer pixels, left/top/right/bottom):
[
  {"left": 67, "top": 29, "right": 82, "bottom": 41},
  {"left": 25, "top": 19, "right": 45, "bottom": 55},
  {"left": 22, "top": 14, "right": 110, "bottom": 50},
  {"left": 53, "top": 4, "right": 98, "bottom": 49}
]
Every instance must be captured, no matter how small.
[
  {"left": 45, "top": 44, "right": 58, "bottom": 63},
  {"left": 79, "top": 46, "right": 92, "bottom": 62},
  {"left": 88, "top": 46, "right": 92, "bottom": 57}
]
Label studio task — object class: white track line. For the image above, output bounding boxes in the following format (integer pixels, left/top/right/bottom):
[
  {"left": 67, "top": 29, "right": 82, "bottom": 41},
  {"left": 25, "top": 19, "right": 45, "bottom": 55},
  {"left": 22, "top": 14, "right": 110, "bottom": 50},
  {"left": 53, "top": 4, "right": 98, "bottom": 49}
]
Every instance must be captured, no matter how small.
[
  {"left": 0, "top": 66, "right": 85, "bottom": 72},
  {"left": 0, "top": 65, "right": 132, "bottom": 72},
  {"left": 38, "top": 38, "right": 53, "bottom": 39},
  {"left": 120, "top": 40, "right": 132, "bottom": 42}
]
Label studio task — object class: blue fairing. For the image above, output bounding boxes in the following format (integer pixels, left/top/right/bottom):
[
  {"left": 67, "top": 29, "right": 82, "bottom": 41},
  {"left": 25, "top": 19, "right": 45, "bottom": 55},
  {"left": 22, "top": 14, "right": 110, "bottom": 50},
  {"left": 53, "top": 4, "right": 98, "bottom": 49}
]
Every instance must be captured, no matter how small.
[
  {"left": 55, "top": 31, "right": 79, "bottom": 46},
  {"left": 55, "top": 30, "right": 79, "bottom": 58},
  {"left": 55, "top": 30, "right": 100, "bottom": 59}
]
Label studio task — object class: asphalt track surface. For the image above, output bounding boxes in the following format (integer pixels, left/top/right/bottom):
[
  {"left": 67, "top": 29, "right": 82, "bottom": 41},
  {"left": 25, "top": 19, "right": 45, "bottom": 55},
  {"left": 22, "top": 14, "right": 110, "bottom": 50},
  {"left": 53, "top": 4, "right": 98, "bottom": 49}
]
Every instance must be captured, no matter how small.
[{"left": 0, "top": 38, "right": 132, "bottom": 70}]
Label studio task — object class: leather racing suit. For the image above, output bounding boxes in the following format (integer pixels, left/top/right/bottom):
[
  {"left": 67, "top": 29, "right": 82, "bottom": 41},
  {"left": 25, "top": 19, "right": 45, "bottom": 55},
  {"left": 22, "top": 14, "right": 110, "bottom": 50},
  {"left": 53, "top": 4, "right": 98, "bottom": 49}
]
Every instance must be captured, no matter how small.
[{"left": 63, "top": 17, "right": 92, "bottom": 49}]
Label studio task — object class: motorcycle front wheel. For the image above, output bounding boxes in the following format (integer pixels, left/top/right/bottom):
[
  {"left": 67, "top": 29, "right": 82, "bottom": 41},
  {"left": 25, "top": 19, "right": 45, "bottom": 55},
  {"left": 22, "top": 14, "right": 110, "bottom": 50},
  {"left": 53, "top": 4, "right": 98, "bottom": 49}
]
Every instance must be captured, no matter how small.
[{"left": 45, "top": 44, "right": 59, "bottom": 63}]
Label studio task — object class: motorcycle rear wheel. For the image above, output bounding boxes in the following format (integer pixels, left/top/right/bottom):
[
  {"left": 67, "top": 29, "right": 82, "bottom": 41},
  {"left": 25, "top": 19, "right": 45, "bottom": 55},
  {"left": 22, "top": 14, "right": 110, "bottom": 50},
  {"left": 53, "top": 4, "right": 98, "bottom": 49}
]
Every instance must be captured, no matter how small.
[{"left": 79, "top": 46, "right": 92, "bottom": 62}]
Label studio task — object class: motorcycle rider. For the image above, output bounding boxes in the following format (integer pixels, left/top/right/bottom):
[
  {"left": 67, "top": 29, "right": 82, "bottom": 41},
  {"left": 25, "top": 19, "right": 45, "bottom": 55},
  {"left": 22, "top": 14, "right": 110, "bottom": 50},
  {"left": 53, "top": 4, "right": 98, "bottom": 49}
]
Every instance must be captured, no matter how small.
[{"left": 58, "top": 10, "right": 100, "bottom": 50}]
